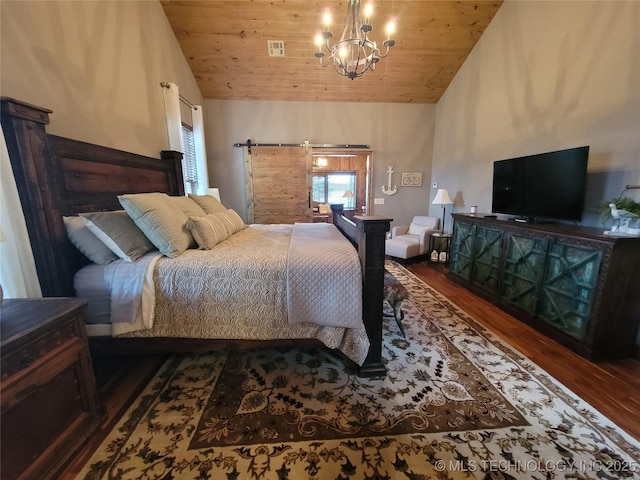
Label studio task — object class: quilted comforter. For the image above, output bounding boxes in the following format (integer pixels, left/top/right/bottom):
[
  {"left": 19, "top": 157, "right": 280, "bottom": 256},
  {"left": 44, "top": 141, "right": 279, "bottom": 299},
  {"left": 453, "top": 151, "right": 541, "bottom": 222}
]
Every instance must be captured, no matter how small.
[{"left": 118, "top": 223, "right": 369, "bottom": 365}]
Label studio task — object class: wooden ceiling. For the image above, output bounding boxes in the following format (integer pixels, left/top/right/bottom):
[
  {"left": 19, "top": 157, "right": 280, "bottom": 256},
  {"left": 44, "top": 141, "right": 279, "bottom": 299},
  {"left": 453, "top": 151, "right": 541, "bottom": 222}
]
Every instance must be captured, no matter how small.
[{"left": 160, "top": 1, "right": 503, "bottom": 104}]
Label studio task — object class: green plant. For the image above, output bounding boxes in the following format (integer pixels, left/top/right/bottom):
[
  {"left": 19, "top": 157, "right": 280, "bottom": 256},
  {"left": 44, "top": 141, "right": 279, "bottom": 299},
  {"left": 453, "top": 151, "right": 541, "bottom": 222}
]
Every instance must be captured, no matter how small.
[{"left": 596, "top": 197, "right": 640, "bottom": 225}]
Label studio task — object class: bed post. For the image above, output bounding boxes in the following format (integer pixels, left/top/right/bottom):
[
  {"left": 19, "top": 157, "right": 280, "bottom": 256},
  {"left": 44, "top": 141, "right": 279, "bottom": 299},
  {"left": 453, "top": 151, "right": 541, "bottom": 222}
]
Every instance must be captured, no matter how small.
[
  {"left": 0, "top": 97, "right": 69, "bottom": 296},
  {"left": 331, "top": 204, "right": 391, "bottom": 377}
]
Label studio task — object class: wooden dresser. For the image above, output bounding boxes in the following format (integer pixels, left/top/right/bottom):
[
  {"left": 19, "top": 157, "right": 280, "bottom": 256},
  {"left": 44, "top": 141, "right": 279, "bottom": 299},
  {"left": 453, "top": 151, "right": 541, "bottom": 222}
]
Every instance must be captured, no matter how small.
[
  {"left": 0, "top": 298, "right": 101, "bottom": 480},
  {"left": 449, "top": 214, "right": 640, "bottom": 360}
]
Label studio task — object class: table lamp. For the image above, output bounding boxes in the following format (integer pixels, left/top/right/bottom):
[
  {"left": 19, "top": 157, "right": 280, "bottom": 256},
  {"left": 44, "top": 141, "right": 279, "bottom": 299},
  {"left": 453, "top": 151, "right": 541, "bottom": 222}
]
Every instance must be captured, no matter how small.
[{"left": 432, "top": 188, "right": 453, "bottom": 233}]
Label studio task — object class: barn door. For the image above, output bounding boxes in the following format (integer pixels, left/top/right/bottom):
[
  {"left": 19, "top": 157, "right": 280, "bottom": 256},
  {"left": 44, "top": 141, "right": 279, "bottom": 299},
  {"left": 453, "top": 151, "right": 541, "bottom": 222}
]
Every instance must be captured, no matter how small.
[{"left": 245, "top": 146, "right": 312, "bottom": 224}]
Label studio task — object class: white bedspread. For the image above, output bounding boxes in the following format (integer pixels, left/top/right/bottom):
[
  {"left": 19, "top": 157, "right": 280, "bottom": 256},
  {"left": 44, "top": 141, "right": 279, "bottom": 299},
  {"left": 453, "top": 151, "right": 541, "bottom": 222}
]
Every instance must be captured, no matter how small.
[
  {"left": 287, "top": 223, "right": 362, "bottom": 327},
  {"left": 101, "top": 224, "right": 369, "bottom": 365}
]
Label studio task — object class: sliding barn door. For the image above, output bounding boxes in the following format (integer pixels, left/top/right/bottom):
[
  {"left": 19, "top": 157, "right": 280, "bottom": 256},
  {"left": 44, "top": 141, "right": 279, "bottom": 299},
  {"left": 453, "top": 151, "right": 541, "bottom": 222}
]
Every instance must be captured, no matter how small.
[{"left": 245, "top": 146, "right": 312, "bottom": 224}]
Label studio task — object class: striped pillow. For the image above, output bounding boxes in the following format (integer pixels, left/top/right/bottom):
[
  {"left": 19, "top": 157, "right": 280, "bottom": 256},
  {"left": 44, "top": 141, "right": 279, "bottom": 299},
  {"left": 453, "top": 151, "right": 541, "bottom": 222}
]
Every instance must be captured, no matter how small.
[
  {"left": 186, "top": 215, "right": 229, "bottom": 249},
  {"left": 211, "top": 209, "right": 245, "bottom": 236}
]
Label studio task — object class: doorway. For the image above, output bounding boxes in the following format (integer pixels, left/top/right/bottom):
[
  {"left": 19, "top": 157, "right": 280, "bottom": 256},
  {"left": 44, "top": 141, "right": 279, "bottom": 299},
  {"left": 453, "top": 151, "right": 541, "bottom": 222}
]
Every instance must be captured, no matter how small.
[
  {"left": 311, "top": 150, "right": 372, "bottom": 221},
  {"left": 242, "top": 145, "right": 372, "bottom": 224}
]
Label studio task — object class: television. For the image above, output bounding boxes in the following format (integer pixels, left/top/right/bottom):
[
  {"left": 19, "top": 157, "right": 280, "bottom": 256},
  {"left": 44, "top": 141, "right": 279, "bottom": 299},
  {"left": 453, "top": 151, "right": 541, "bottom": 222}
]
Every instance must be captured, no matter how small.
[{"left": 491, "top": 146, "right": 589, "bottom": 223}]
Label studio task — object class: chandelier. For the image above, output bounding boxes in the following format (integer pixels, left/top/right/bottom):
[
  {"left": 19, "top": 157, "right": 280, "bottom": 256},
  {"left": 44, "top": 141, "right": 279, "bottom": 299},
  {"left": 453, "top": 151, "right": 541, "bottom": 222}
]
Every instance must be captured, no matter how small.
[{"left": 314, "top": 0, "right": 396, "bottom": 80}]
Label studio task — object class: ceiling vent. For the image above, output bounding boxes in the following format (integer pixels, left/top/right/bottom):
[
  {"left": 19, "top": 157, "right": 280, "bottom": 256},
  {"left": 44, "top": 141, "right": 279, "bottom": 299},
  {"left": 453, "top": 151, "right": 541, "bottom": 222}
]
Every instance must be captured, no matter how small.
[{"left": 267, "top": 40, "right": 285, "bottom": 57}]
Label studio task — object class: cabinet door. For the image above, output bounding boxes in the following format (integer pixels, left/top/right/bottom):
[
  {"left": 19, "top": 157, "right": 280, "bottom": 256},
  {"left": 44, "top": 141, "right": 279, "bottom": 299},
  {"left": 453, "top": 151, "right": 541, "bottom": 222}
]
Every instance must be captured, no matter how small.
[
  {"left": 500, "top": 233, "right": 548, "bottom": 315},
  {"left": 450, "top": 221, "right": 475, "bottom": 280},
  {"left": 470, "top": 226, "right": 503, "bottom": 293},
  {"left": 538, "top": 241, "right": 602, "bottom": 340}
]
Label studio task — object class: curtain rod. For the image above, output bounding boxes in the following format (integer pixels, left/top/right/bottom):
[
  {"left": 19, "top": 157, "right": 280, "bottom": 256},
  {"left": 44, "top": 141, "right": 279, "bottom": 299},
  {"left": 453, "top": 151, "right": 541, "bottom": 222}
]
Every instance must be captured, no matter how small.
[
  {"left": 160, "top": 81, "right": 198, "bottom": 110},
  {"left": 233, "top": 140, "right": 370, "bottom": 153}
]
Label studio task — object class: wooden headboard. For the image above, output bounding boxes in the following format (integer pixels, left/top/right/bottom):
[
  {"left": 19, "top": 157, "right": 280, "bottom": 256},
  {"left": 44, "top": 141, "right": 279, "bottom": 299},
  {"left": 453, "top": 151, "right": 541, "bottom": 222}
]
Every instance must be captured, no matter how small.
[{"left": 1, "top": 97, "right": 184, "bottom": 297}]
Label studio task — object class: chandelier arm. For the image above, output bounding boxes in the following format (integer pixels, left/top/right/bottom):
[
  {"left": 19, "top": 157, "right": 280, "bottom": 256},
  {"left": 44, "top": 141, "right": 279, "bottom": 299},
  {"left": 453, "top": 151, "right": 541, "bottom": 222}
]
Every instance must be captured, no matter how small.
[{"left": 377, "top": 43, "right": 393, "bottom": 59}]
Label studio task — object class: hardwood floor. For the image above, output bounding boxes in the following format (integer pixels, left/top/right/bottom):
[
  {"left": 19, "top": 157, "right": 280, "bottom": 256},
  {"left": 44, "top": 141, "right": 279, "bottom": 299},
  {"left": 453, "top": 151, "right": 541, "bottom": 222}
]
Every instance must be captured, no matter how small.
[
  {"left": 58, "top": 261, "right": 639, "bottom": 477},
  {"left": 57, "top": 354, "right": 167, "bottom": 479},
  {"left": 407, "top": 261, "right": 640, "bottom": 441}
]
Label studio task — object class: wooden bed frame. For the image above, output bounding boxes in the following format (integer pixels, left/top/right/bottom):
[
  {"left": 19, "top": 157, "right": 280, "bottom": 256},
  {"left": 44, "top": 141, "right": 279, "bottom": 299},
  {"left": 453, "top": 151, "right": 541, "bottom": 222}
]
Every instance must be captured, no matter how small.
[{"left": 1, "top": 97, "right": 392, "bottom": 377}]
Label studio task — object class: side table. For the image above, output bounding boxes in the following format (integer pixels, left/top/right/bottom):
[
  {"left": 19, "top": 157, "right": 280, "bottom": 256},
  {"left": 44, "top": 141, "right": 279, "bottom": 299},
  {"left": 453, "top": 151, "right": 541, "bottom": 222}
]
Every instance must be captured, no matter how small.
[
  {"left": 0, "top": 298, "right": 101, "bottom": 480},
  {"left": 428, "top": 232, "right": 452, "bottom": 263}
]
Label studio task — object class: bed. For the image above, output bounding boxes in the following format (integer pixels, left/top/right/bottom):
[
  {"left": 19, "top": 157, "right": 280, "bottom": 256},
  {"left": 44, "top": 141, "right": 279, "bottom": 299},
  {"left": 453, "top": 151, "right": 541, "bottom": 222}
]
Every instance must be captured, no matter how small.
[{"left": 1, "top": 97, "right": 391, "bottom": 377}]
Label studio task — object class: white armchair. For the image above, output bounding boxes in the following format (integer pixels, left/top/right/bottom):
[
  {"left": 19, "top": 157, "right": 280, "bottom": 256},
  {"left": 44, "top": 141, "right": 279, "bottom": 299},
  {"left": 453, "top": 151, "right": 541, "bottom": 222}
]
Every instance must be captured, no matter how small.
[{"left": 385, "top": 216, "right": 440, "bottom": 263}]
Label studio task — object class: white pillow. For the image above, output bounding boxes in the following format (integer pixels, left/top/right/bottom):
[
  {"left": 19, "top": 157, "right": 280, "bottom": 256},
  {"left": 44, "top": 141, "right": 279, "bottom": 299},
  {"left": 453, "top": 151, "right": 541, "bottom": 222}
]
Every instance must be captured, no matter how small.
[
  {"left": 63, "top": 216, "right": 118, "bottom": 264},
  {"left": 318, "top": 204, "right": 331, "bottom": 214}
]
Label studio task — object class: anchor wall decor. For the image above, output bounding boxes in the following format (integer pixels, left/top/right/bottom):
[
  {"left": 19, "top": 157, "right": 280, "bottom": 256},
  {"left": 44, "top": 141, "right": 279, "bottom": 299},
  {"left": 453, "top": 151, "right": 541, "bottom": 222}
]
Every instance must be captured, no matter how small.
[{"left": 381, "top": 165, "right": 398, "bottom": 195}]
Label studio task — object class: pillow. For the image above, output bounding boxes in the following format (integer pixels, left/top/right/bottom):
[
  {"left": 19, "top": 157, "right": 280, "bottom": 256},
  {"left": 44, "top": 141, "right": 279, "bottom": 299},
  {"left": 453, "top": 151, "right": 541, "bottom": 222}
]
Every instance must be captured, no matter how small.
[
  {"left": 171, "top": 195, "right": 208, "bottom": 217},
  {"left": 63, "top": 216, "right": 118, "bottom": 264},
  {"left": 118, "top": 192, "right": 194, "bottom": 258},
  {"left": 80, "top": 210, "right": 155, "bottom": 262},
  {"left": 210, "top": 209, "right": 246, "bottom": 236},
  {"left": 186, "top": 215, "right": 228, "bottom": 249},
  {"left": 408, "top": 222, "right": 433, "bottom": 236},
  {"left": 318, "top": 204, "right": 331, "bottom": 214},
  {"left": 188, "top": 193, "right": 227, "bottom": 214},
  {"left": 224, "top": 209, "right": 246, "bottom": 233}
]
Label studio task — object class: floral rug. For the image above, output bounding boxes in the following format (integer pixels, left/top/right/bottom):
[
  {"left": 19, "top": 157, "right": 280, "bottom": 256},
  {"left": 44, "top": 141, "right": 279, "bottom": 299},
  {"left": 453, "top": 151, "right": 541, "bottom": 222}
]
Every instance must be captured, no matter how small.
[{"left": 78, "top": 261, "right": 639, "bottom": 479}]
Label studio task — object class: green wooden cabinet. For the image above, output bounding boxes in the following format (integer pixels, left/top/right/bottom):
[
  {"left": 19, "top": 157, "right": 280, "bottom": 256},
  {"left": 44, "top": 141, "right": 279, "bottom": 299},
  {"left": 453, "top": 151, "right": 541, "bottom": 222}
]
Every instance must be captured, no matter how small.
[
  {"left": 538, "top": 241, "right": 602, "bottom": 340},
  {"left": 450, "top": 223, "right": 502, "bottom": 293},
  {"left": 470, "top": 226, "right": 503, "bottom": 293},
  {"left": 449, "top": 214, "right": 640, "bottom": 360},
  {"left": 450, "top": 221, "right": 475, "bottom": 281},
  {"left": 501, "top": 233, "right": 548, "bottom": 316}
]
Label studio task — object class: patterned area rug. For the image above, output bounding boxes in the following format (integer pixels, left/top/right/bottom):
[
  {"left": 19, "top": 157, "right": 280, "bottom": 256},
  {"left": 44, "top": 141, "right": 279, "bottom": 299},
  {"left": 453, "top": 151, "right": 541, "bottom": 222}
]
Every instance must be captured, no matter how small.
[{"left": 78, "top": 261, "right": 640, "bottom": 479}]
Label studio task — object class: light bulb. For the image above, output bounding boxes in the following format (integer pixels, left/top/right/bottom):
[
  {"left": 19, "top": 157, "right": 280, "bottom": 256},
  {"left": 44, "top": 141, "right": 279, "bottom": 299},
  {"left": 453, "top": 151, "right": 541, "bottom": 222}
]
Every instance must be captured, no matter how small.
[
  {"left": 322, "top": 11, "right": 331, "bottom": 28},
  {"left": 386, "top": 20, "right": 396, "bottom": 39},
  {"left": 364, "top": 2, "right": 373, "bottom": 21}
]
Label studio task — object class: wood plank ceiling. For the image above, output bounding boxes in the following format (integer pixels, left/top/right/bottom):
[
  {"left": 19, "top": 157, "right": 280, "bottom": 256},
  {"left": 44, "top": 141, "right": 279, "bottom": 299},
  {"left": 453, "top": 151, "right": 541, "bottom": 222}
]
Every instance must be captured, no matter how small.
[{"left": 160, "top": 1, "right": 503, "bottom": 104}]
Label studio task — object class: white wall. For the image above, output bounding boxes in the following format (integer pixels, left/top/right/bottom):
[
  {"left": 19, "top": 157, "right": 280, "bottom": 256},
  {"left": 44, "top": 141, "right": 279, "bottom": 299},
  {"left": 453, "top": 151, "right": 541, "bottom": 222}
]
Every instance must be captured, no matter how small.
[
  {"left": 432, "top": 0, "right": 640, "bottom": 230},
  {"left": 0, "top": 0, "right": 202, "bottom": 158},
  {"left": 204, "top": 100, "right": 436, "bottom": 227}
]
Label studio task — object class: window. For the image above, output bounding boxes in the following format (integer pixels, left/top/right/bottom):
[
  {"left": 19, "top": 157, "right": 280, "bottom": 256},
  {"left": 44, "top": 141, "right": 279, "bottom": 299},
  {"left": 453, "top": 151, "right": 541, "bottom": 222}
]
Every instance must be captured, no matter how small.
[
  {"left": 312, "top": 173, "right": 356, "bottom": 209},
  {"left": 162, "top": 82, "right": 208, "bottom": 195},
  {"left": 180, "top": 123, "right": 198, "bottom": 194}
]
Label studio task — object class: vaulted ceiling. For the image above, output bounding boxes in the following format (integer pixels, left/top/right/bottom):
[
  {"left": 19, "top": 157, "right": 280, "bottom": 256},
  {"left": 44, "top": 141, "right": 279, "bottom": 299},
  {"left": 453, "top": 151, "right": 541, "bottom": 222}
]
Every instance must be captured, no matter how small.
[{"left": 160, "top": 1, "right": 503, "bottom": 104}]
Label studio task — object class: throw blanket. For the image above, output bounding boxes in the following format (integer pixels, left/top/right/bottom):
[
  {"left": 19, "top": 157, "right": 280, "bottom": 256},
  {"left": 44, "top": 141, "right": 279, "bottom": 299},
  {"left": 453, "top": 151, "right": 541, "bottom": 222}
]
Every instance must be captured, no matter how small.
[
  {"left": 103, "top": 252, "right": 160, "bottom": 335},
  {"left": 287, "top": 223, "right": 362, "bottom": 328}
]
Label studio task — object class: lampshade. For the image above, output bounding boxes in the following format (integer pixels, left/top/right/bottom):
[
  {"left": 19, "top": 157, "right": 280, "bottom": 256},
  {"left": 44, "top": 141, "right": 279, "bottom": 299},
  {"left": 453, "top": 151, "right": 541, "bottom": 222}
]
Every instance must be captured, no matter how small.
[
  {"left": 432, "top": 189, "right": 453, "bottom": 205},
  {"left": 206, "top": 188, "right": 221, "bottom": 201},
  {"left": 342, "top": 190, "right": 354, "bottom": 198}
]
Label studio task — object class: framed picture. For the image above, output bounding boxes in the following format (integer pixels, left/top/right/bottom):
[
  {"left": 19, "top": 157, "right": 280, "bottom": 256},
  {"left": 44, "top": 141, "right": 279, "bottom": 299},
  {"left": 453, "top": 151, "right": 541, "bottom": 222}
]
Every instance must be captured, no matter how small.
[{"left": 401, "top": 172, "right": 422, "bottom": 187}]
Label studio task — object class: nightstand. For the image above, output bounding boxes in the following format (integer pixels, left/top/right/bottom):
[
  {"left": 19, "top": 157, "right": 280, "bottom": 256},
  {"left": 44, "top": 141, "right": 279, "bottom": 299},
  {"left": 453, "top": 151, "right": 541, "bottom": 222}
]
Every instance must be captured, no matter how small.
[
  {"left": 0, "top": 298, "right": 101, "bottom": 480},
  {"left": 428, "top": 232, "right": 452, "bottom": 263}
]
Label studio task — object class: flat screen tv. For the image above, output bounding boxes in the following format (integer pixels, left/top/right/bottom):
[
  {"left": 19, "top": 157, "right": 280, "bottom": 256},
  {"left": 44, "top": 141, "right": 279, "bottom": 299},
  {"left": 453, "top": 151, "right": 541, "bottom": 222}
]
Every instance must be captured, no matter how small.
[{"left": 492, "top": 146, "right": 589, "bottom": 222}]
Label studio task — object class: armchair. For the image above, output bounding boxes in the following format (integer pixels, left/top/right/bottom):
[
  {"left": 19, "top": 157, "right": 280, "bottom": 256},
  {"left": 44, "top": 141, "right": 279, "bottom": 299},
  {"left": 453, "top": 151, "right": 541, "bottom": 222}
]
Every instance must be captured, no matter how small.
[{"left": 385, "top": 216, "right": 440, "bottom": 264}]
